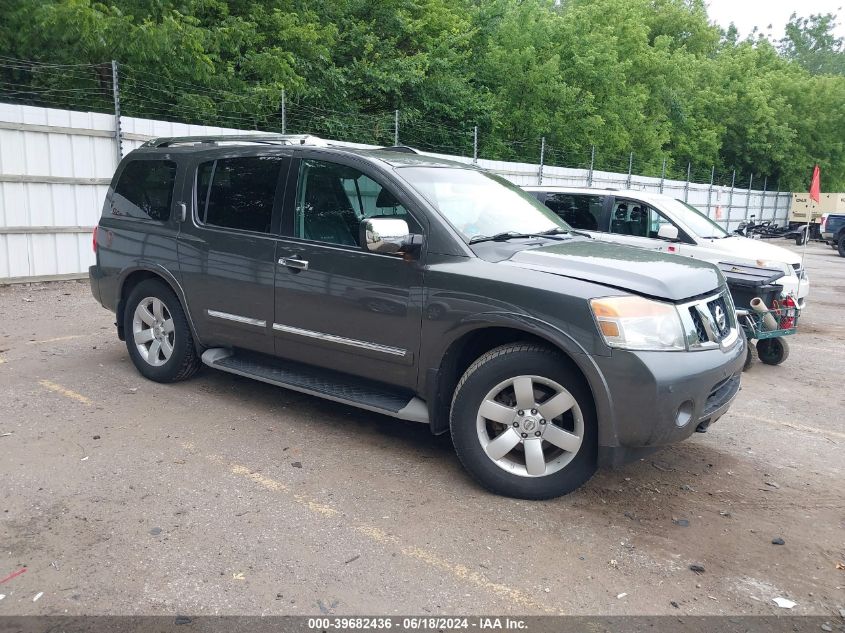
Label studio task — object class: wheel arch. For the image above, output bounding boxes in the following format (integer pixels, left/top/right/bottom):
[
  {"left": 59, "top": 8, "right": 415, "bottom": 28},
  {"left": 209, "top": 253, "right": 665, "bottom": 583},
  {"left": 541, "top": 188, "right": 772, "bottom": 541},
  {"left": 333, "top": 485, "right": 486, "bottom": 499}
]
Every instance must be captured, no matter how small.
[
  {"left": 425, "top": 315, "right": 614, "bottom": 446},
  {"left": 115, "top": 265, "right": 203, "bottom": 349}
]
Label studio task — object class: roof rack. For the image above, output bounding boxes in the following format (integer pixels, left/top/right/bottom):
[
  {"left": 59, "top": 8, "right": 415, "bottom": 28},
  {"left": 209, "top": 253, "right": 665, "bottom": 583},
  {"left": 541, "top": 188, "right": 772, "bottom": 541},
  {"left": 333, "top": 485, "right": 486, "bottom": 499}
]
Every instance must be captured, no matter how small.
[
  {"left": 379, "top": 145, "right": 422, "bottom": 154},
  {"left": 141, "top": 134, "right": 329, "bottom": 148}
]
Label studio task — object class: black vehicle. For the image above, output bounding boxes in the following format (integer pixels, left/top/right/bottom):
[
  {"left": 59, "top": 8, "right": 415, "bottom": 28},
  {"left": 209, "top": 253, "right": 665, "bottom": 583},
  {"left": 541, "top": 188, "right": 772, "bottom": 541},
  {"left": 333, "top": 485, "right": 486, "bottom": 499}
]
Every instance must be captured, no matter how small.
[
  {"left": 821, "top": 213, "right": 845, "bottom": 256},
  {"left": 89, "top": 134, "right": 745, "bottom": 499}
]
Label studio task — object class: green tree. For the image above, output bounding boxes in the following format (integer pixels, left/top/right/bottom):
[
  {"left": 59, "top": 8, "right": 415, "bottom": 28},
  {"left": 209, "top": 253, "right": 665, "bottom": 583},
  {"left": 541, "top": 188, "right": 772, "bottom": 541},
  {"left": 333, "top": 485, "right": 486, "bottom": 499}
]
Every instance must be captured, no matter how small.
[{"left": 779, "top": 12, "right": 845, "bottom": 75}]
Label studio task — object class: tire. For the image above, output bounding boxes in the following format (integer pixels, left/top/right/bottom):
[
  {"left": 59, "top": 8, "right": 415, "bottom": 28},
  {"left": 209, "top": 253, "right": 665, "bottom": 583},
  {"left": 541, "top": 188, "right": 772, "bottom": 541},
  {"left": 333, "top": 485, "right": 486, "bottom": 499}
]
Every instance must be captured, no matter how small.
[
  {"left": 450, "top": 343, "right": 597, "bottom": 500},
  {"left": 123, "top": 279, "right": 200, "bottom": 383},
  {"left": 757, "top": 337, "right": 790, "bottom": 366},
  {"left": 838, "top": 236, "right": 845, "bottom": 257},
  {"left": 795, "top": 230, "right": 807, "bottom": 246},
  {"left": 743, "top": 341, "right": 758, "bottom": 371}
]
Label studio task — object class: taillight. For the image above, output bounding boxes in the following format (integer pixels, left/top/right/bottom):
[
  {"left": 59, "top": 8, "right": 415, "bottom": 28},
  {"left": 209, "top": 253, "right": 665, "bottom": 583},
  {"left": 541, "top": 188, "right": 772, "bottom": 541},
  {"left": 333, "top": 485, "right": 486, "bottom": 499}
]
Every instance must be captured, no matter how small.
[
  {"left": 92, "top": 226, "right": 98, "bottom": 253},
  {"left": 821, "top": 214, "right": 828, "bottom": 231}
]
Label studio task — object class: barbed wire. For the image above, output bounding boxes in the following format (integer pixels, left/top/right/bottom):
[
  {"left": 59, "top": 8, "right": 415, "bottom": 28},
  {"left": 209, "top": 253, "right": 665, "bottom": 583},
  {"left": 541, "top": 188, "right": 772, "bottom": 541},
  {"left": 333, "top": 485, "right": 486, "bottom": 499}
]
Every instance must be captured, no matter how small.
[{"left": 0, "top": 56, "right": 787, "bottom": 192}]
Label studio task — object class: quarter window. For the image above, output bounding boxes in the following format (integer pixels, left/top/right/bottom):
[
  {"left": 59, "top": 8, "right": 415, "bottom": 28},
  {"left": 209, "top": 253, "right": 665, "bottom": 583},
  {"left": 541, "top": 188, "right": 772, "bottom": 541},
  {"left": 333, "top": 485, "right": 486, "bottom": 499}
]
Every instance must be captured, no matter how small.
[
  {"left": 294, "top": 160, "right": 420, "bottom": 247},
  {"left": 196, "top": 156, "right": 283, "bottom": 234},
  {"left": 113, "top": 160, "right": 177, "bottom": 222},
  {"left": 544, "top": 193, "right": 604, "bottom": 230}
]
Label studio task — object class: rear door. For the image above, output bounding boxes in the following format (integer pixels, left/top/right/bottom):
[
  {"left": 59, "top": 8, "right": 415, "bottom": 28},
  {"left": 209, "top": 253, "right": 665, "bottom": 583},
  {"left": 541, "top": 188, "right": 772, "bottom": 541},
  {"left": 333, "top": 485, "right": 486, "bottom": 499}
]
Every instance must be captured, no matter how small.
[
  {"left": 271, "top": 153, "right": 425, "bottom": 389},
  {"left": 177, "top": 151, "right": 290, "bottom": 353}
]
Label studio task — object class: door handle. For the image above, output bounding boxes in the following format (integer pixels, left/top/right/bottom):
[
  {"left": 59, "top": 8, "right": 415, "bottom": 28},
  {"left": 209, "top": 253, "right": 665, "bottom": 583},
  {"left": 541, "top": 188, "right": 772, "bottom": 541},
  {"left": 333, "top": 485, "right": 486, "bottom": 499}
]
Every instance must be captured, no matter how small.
[{"left": 278, "top": 257, "right": 309, "bottom": 271}]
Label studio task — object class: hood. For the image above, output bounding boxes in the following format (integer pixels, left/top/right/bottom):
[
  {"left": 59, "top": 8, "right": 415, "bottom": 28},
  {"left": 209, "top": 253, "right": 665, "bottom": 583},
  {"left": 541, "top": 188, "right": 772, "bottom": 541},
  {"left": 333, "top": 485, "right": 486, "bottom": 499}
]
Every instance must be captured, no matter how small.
[
  {"left": 704, "top": 235, "right": 801, "bottom": 265},
  {"left": 505, "top": 240, "right": 722, "bottom": 302}
]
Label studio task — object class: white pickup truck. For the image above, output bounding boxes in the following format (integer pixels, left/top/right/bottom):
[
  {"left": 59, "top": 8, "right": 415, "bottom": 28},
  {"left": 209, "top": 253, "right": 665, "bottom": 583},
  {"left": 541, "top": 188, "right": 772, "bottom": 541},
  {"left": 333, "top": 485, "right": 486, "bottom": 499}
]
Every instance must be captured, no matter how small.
[{"left": 524, "top": 187, "right": 810, "bottom": 308}]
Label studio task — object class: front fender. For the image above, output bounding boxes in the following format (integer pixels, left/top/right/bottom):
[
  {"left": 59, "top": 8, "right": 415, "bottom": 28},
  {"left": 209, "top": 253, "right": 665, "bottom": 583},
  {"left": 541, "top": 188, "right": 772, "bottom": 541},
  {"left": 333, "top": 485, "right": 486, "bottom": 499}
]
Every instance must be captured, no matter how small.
[{"left": 425, "top": 311, "right": 618, "bottom": 448}]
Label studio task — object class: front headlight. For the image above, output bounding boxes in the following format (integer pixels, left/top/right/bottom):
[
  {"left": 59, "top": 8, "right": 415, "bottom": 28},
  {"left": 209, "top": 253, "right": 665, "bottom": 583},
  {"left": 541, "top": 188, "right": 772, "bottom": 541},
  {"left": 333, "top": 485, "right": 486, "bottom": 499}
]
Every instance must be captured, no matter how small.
[
  {"left": 756, "top": 259, "right": 792, "bottom": 276},
  {"left": 590, "top": 296, "right": 686, "bottom": 351}
]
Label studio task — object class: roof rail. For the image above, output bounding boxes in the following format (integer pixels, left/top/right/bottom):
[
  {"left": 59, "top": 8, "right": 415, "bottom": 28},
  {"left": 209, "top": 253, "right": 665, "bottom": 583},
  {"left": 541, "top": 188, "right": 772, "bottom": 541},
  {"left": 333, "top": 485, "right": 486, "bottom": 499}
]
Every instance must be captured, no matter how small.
[
  {"left": 379, "top": 145, "right": 422, "bottom": 154},
  {"left": 141, "top": 134, "right": 328, "bottom": 148}
]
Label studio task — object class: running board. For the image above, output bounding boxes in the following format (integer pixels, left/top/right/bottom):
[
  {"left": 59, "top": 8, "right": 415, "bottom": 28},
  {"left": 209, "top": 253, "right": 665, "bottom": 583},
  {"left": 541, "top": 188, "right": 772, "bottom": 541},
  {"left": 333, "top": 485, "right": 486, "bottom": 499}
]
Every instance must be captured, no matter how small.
[{"left": 201, "top": 348, "right": 429, "bottom": 424}]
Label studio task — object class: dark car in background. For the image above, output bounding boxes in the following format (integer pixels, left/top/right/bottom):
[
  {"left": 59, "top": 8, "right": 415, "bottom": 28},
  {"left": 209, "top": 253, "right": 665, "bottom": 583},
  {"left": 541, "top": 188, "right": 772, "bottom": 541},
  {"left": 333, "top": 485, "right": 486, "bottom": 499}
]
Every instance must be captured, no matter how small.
[
  {"left": 89, "top": 135, "right": 745, "bottom": 499},
  {"left": 821, "top": 213, "right": 845, "bottom": 256}
]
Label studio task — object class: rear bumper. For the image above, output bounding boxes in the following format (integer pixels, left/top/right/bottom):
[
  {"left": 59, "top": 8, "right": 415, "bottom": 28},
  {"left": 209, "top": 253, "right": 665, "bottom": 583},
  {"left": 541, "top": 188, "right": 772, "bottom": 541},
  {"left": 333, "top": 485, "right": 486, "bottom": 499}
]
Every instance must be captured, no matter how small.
[
  {"left": 88, "top": 265, "right": 102, "bottom": 307},
  {"left": 593, "top": 333, "right": 745, "bottom": 468}
]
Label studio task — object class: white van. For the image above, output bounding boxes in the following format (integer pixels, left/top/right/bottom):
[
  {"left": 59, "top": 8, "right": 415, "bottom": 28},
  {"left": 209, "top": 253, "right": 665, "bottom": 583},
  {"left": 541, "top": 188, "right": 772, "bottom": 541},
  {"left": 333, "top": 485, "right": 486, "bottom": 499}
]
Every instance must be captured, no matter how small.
[{"left": 523, "top": 187, "right": 809, "bottom": 308}]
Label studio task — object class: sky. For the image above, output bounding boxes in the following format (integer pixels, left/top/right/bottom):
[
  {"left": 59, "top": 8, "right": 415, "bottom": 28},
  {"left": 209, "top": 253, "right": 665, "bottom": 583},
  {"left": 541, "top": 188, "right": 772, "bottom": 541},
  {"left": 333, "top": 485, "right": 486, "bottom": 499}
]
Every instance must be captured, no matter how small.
[{"left": 705, "top": 0, "right": 845, "bottom": 41}]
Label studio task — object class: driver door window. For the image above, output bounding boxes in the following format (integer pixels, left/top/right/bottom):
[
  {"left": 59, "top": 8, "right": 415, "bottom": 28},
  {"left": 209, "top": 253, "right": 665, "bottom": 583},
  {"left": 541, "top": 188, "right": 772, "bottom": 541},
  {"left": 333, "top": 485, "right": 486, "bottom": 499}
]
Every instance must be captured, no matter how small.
[
  {"left": 610, "top": 201, "right": 673, "bottom": 239},
  {"left": 294, "top": 160, "right": 419, "bottom": 247}
]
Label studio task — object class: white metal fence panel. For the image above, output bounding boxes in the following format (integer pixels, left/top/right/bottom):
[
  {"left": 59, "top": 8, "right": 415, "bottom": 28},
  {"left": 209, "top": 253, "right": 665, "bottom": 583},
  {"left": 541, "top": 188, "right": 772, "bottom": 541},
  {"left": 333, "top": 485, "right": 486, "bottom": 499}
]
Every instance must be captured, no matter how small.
[{"left": 0, "top": 103, "right": 792, "bottom": 283}]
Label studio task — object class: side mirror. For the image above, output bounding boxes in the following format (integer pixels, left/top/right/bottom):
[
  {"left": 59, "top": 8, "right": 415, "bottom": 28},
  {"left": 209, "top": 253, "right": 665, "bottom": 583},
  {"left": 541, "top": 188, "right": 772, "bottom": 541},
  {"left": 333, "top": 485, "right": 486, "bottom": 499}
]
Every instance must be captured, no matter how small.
[
  {"left": 658, "top": 224, "right": 679, "bottom": 241},
  {"left": 360, "top": 217, "right": 411, "bottom": 255}
]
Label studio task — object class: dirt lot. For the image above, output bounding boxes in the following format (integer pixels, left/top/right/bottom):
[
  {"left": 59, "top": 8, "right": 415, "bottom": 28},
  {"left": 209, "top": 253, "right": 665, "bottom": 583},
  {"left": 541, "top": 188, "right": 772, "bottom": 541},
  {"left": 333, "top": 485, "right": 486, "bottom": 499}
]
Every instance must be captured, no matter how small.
[{"left": 0, "top": 241, "right": 843, "bottom": 617}]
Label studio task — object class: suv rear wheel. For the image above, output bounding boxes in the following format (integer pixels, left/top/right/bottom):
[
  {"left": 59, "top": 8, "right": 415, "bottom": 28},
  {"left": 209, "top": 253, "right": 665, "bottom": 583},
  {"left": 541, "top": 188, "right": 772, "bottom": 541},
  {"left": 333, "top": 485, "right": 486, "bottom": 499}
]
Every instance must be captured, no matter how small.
[
  {"left": 124, "top": 279, "right": 200, "bottom": 383},
  {"left": 450, "top": 343, "right": 597, "bottom": 500}
]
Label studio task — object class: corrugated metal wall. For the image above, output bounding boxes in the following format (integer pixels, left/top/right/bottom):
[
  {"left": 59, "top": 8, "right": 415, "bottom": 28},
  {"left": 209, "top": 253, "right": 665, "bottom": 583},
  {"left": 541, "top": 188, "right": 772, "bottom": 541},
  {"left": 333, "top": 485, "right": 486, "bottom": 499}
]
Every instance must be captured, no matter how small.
[
  {"left": 0, "top": 103, "right": 792, "bottom": 283},
  {"left": 0, "top": 104, "right": 260, "bottom": 282}
]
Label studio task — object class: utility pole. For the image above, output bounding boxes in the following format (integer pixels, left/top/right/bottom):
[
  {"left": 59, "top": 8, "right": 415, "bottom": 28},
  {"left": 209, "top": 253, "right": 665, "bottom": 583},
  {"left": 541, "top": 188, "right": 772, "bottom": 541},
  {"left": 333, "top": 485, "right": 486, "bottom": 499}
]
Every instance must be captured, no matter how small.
[
  {"left": 394, "top": 109, "right": 399, "bottom": 146},
  {"left": 587, "top": 145, "right": 595, "bottom": 187},
  {"left": 626, "top": 152, "right": 633, "bottom": 189},
  {"left": 111, "top": 60, "right": 123, "bottom": 165},
  {"left": 473, "top": 126, "right": 478, "bottom": 164},
  {"left": 659, "top": 157, "right": 666, "bottom": 194},
  {"left": 760, "top": 176, "right": 768, "bottom": 219},
  {"left": 684, "top": 162, "right": 691, "bottom": 202}
]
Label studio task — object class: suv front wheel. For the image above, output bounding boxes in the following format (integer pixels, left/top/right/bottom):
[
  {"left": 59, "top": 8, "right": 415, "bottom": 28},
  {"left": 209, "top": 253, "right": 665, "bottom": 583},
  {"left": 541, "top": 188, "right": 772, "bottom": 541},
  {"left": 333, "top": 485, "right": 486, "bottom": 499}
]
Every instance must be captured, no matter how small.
[
  {"left": 124, "top": 279, "right": 201, "bottom": 383},
  {"left": 450, "top": 343, "right": 597, "bottom": 500}
]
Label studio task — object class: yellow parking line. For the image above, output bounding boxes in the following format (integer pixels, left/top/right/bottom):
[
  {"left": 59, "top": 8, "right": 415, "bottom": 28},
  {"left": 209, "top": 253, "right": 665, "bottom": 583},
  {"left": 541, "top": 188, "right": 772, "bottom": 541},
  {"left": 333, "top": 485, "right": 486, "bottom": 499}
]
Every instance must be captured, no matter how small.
[
  {"left": 26, "top": 335, "right": 85, "bottom": 345},
  {"left": 38, "top": 380, "right": 94, "bottom": 406},
  {"left": 733, "top": 412, "right": 845, "bottom": 441},
  {"left": 202, "top": 450, "right": 560, "bottom": 614}
]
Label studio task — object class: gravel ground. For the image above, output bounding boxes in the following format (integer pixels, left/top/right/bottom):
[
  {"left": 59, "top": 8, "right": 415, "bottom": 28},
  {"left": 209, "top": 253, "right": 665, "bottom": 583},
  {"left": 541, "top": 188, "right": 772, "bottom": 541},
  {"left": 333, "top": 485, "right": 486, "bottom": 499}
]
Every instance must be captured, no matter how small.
[{"left": 0, "top": 241, "right": 843, "bottom": 617}]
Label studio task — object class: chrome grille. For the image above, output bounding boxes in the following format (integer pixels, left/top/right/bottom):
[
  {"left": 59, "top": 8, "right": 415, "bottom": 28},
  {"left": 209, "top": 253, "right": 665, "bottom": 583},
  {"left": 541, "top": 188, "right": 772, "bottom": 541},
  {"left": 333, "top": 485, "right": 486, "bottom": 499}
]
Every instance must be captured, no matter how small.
[
  {"left": 689, "top": 308, "right": 708, "bottom": 343},
  {"left": 679, "top": 289, "right": 738, "bottom": 350},
  {"left": 707, "top": 296, "right": 731, "bottom": 338}
]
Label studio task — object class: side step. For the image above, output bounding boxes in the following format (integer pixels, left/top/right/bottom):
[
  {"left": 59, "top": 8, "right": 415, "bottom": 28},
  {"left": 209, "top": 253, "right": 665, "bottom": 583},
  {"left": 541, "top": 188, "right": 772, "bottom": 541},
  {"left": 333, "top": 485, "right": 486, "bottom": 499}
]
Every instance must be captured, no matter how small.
[{"left": 201, "top": 348, "right": 429, "bottom": 424}]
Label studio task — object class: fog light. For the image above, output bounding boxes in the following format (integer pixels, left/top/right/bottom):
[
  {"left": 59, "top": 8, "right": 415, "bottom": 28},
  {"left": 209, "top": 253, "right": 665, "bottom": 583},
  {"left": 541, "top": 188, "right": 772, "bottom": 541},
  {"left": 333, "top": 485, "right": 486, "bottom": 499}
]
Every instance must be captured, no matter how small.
[{"left": 675, "top": 400, "right": 694, "bottom": 428}]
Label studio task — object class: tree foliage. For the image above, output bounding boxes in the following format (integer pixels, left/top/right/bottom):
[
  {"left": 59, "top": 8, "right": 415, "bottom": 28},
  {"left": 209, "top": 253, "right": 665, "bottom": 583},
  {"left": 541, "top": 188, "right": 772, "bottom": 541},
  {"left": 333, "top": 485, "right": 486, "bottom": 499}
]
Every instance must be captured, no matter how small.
[{"left": 0, "top": 0, "right": 843, "bottom": 190}]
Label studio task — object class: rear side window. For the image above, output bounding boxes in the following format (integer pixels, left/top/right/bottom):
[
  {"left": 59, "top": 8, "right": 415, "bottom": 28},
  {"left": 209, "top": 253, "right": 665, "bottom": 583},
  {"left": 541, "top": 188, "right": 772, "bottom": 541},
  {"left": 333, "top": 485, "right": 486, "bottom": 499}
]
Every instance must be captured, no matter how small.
[
  {"left": 544, "top": 193, "right": 604, "bottom": 231},
  {"left": 196, "top": 156, "right": 283, "bottom": 234},
  {"left": 112, "top": 160, "right": 177, "bottom": 221}
]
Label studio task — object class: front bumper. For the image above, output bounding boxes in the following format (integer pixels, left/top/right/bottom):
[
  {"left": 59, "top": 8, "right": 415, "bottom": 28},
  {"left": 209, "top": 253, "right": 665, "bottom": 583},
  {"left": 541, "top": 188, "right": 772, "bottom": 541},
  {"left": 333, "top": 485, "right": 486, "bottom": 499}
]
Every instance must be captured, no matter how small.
[
  {"left": 779, "top": 274, "right": 809, "bottom": 309},
  {"left": 594, "top": 333, "right": 745, "bottom": 468}
]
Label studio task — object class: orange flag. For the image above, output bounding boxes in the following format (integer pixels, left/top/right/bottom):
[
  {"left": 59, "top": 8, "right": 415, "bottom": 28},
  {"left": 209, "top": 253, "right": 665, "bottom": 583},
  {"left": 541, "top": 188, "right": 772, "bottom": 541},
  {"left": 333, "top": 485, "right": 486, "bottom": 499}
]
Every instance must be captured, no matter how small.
[{"left": 809, "top": 165, "right": 821, "bottom": 204}]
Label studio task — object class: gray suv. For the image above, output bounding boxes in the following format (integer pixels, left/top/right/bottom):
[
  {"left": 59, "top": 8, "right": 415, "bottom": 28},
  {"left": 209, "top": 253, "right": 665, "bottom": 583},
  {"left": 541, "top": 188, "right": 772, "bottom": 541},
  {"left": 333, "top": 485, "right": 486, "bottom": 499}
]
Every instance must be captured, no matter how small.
[{"left": 89, "top": 135, "right": 745, "bottom": 499}]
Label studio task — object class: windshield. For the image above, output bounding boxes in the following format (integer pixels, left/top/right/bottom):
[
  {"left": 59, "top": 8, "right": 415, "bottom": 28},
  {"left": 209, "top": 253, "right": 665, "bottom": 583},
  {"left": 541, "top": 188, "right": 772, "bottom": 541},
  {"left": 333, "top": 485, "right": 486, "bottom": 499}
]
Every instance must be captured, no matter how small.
[
  {"left": 666, "top": 198, "right": 729, "bottom": 239},
  {"left": 397, "top": 167, "right": 570, "bottom": 242}
]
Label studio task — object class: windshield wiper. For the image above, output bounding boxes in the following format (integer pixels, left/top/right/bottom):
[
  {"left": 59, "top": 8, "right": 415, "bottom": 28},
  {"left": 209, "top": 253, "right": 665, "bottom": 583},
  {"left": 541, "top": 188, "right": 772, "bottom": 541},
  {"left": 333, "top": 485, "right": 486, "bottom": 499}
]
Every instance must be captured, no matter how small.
[
  {"left": 468, "top": 228, "right": 571, "bottom": 244},
  {"left": 468, "top": 231, "right": 534, "bottom": 244},
  {"left": 536, "top": 227, "right": 571, "bottom": 237}
]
